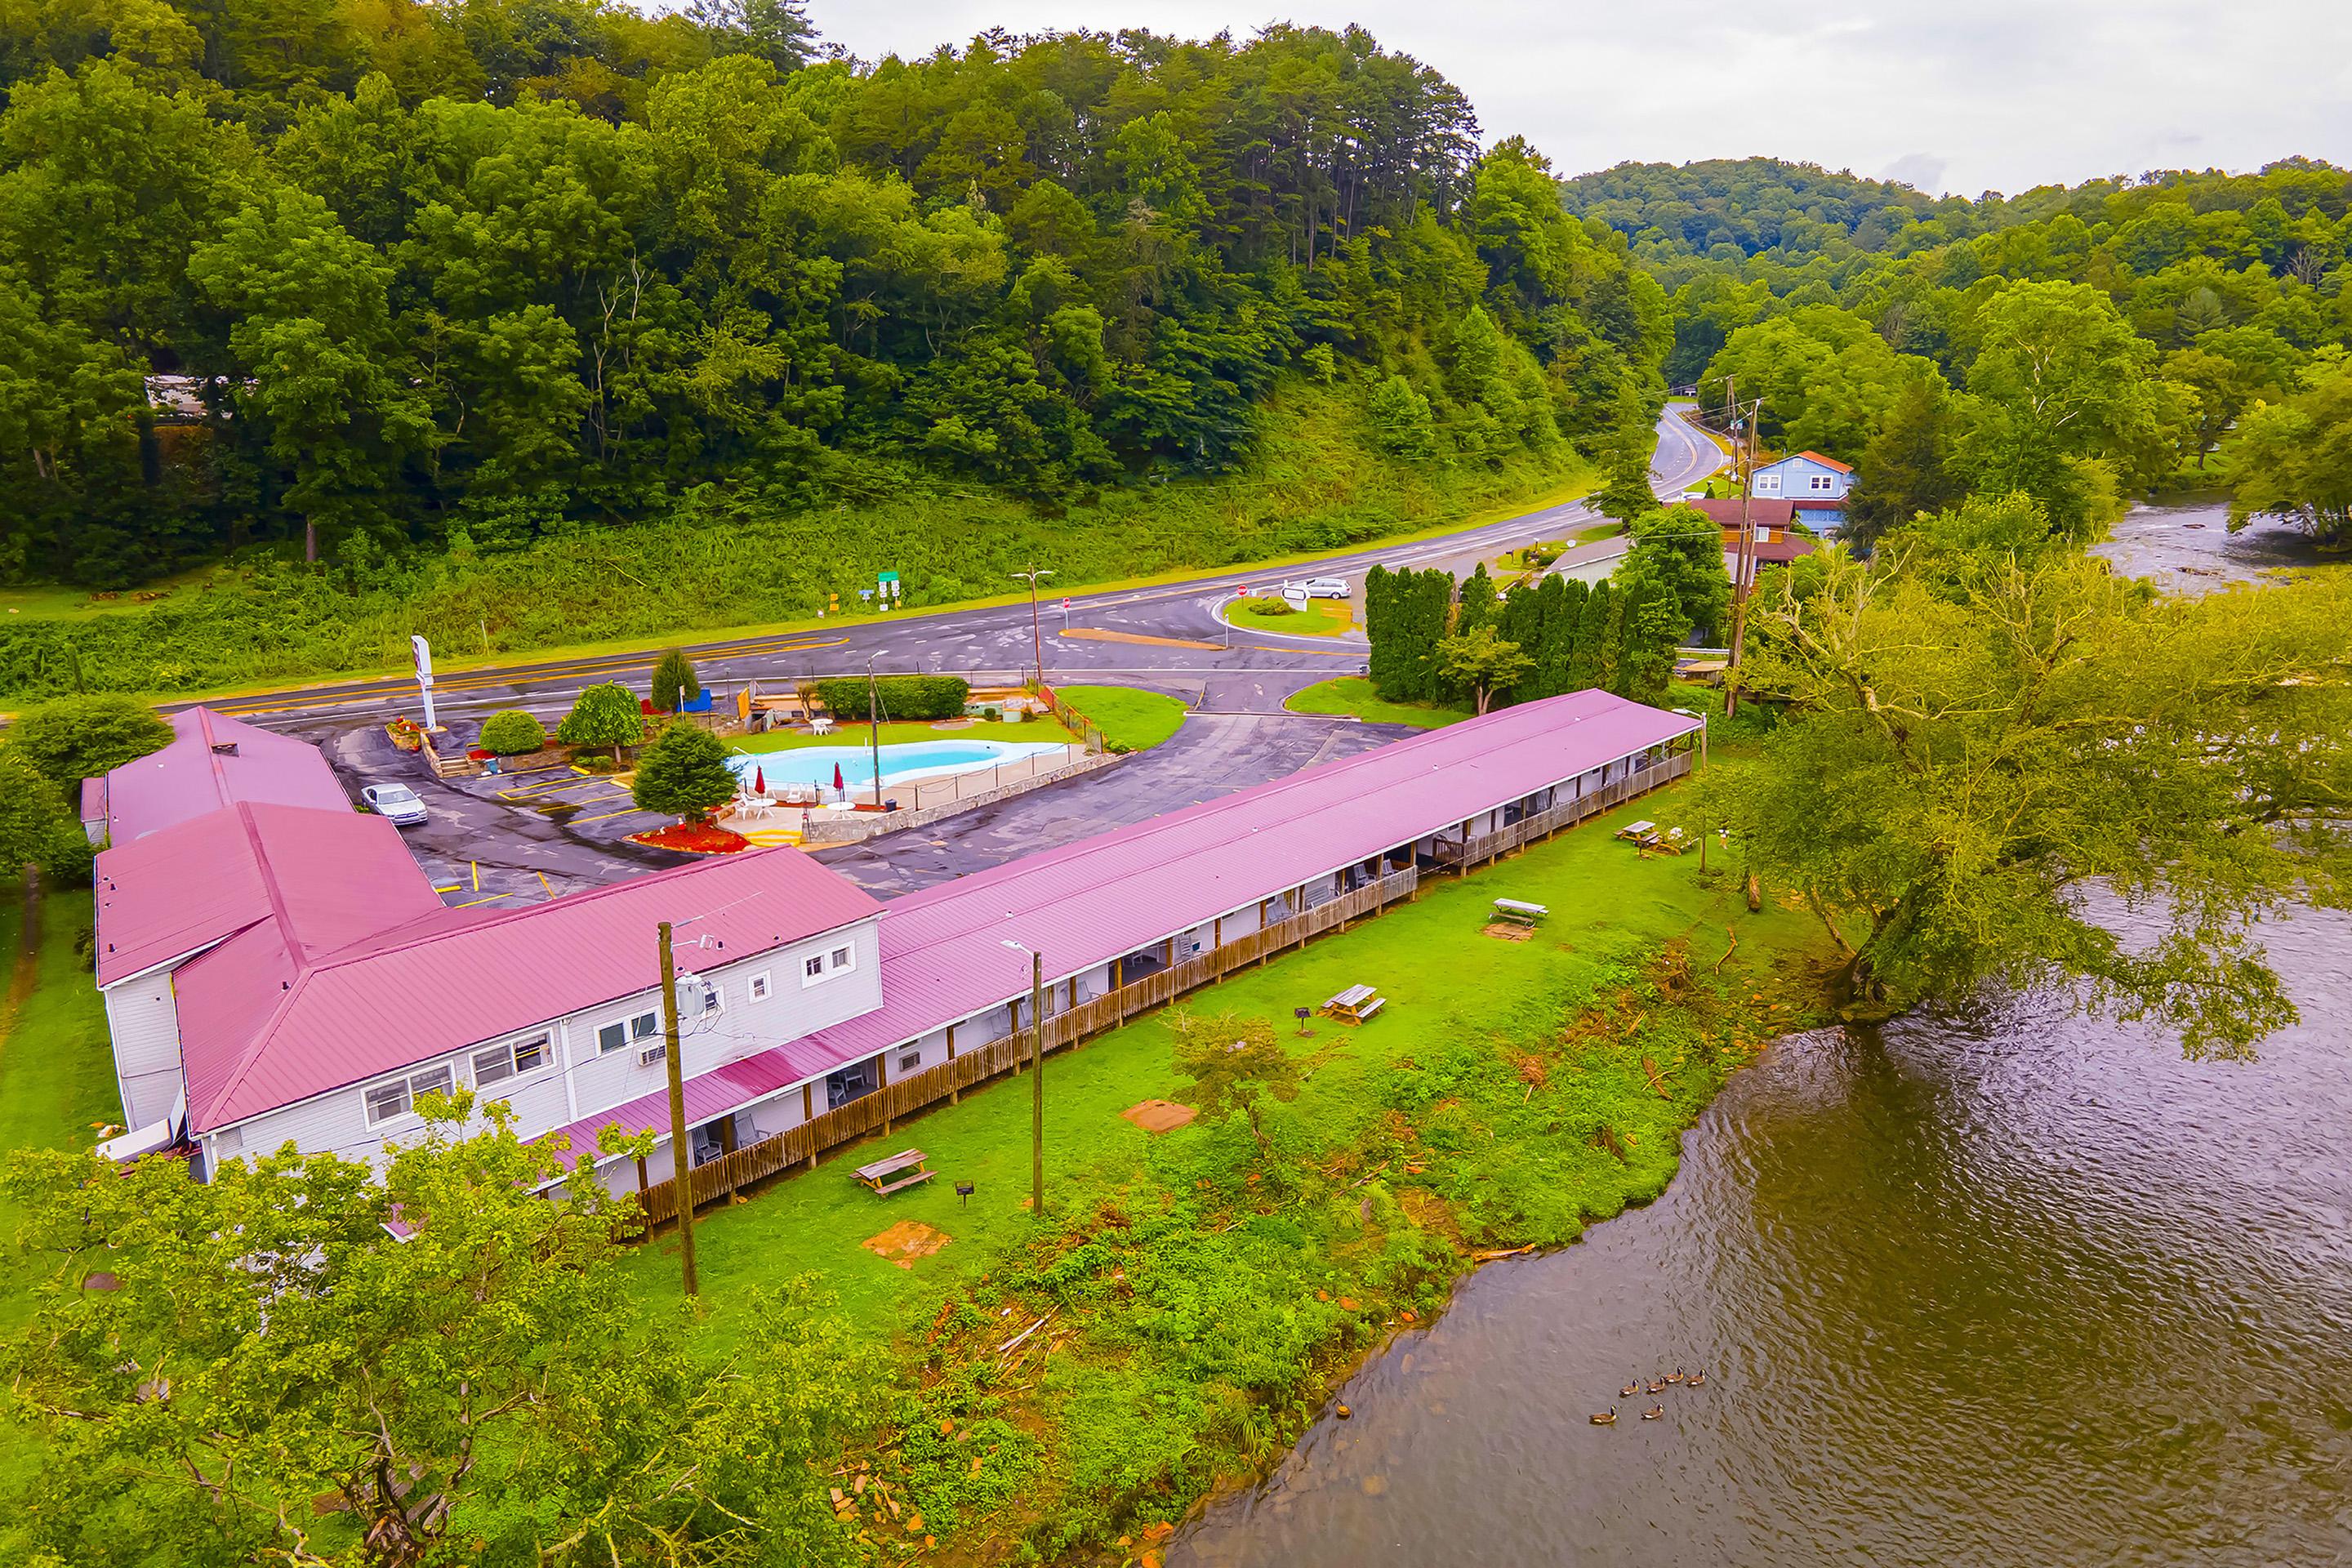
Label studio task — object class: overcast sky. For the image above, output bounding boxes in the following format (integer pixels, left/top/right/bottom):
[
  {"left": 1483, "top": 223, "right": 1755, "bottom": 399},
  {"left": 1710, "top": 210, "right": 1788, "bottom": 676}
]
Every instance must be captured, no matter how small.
[{"left": 805, "top": 0, "right": 2352, "bottom": 197}]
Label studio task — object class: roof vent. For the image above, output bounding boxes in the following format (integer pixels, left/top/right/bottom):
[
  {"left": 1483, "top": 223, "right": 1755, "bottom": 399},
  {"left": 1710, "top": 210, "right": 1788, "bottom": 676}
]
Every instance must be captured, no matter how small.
[{"left": 210, "top": 742, "right": 239, "bottom": 756}]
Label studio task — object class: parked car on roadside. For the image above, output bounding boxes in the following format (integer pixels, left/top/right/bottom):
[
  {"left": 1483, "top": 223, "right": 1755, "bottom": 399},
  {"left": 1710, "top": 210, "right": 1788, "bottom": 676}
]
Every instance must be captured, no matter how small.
[
  {"left": 1292, "top": 576, "right": 1351, "bottom": 599},
  {"left": 361, "top": 782, "right": 429, "bottom": 826}
]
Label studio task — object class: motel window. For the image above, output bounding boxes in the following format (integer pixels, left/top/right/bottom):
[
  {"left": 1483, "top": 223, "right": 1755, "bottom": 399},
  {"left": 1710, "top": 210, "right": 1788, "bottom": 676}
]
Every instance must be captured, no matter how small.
[
  {"left": 749, "top": 971, "right": 771, "bottom": 1002},
  {"left": 473, "top": 1033, "right": 550, "bottom": 1086},
  {"left": 898, "top": 1049, "right": 922, "bottom": 1075},
  {"left": 598, "top": 1010, "right": 659, "bottom": 1054},
  {"left": 364, "top": 1064, "right": 456, "bottom": 1128},
  {"left": 803, "top": 944, "right": 856, "bottom": 987}
]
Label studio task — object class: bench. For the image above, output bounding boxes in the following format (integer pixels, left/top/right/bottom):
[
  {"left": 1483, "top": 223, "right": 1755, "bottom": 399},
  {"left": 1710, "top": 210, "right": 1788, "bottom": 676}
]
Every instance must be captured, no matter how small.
[
  {"left": 1322, "top": 984, "right": 1388, "bottom": 1025},
  {"left": 1492, "top": 898, "right": 1549, "bottom": 928},
  {"left": 851, "top": 1148, "right": 934, "bottom": 1196}
]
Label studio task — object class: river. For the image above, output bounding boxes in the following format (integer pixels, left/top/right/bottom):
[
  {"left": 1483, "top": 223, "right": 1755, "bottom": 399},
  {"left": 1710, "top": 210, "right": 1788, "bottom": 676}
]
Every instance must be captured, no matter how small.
[{"left": 1175, "top": 504, "right": 2352, "bottom": 1568}]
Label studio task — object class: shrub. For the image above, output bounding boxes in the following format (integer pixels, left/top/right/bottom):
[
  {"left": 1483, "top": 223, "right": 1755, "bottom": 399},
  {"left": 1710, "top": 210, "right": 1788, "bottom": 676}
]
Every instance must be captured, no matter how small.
[
  {"left": 1238, "top": 595, "right": 1293, "bottom": 616},
  {"left": 476, "top": 710, "right": 546, "bottom": 755},
  {"left": 7, "top": 694, "right": 174, "bottom": 793},
  {"left": 651, "top": 648, "right": 701, "bottom": 714},
  {"left": 555, "top": 683, "right": 645, "bottom": 758},
  {"left": 982, "top": 706, "right": 1000, "bottom": 722},
  {"left": 630, "top": 719, "right": 739, "bottom": 822},
  {"left": 813, "top": 674, "right": 969, "bottom": 722},
  {"left": 575, "top": 754, "right": 619, "bottom": 773}
]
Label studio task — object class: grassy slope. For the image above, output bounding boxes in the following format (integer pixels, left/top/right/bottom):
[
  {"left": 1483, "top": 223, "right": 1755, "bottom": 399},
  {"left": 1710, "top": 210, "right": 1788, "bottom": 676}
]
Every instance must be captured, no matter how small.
[
  {"left": 1225, "top": 599, "right": 1355, "bottom": 636},
  {"left": 1050, "top": 685, "right": 1189, "bottom": 753},
  {"left": 1285, "top": 675, "right": 1470, "bottom": 729},
  {"left": 0, "top": 386, "right": 1594, "bottom": 705},
  {"left": 622, "top": 783, "right": 1835, "bottom": 1554}
]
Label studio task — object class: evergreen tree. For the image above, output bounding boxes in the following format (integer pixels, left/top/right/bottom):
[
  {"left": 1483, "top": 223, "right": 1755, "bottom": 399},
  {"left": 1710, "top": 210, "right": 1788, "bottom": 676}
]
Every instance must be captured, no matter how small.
[
  {"left": 651, "top": 648, "right": 702, "bottom": 714},
  {"left": 1846, "top": 377, "right": 1966, "bottom": 550},
  {"left": 1618, "top": 579, "right": 1683, "bottom": 706},
  {"left": 1568, "top": 580, "right": 1613, "bottom": 692},
  {"left": 630, "top": 719, "right": 740, "bottom": 822},
  {"left": 1364, "top": 566, "right": 1398, "bottom": 697}
]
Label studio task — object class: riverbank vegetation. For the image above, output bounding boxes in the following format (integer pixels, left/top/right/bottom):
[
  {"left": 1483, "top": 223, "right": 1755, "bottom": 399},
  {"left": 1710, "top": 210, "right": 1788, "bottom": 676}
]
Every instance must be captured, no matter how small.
[{"left": 1717, "top": 495, "right": 2352, "bottom": 1058}]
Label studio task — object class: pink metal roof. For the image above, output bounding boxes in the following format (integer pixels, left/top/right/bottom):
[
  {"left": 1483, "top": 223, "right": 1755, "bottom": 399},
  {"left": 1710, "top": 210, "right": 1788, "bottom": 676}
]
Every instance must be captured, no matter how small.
[
  {"left": 185, "top": 844, "right": 883, "bottom": 1134},
  {"left": 94, "top": 802, "right": 443, "bottom": 987},
  {"left": 802, "top": 690, "right": 1696, "bottom": 1067},
  {"left": 538, "top": 1039, "right": 845, "bottom": 1160},
  {"left": 103, "top": 707, "right": 352, "bottom": 843}
]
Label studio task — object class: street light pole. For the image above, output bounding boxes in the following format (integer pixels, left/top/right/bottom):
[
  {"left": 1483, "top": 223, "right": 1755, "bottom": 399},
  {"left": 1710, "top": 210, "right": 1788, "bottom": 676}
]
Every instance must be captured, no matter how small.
[
  {"left": 657, "top": 920, "right": 697, "bottom": 1298},
  {"left": 864, "top": 654, "right": 883, "bottom": 811},
  {"left": 1726, "top": 391, "right": 1759, "bottom": 720},
  {"left": 1009, "top": 565, "right": 1054, "bottom": 687}
]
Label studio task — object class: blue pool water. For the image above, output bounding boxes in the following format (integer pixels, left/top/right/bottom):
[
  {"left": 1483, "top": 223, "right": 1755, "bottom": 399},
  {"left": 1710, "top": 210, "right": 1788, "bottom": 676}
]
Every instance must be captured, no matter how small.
[{"left": 727, "top": 738, "right": 1068, "bottom": 792}]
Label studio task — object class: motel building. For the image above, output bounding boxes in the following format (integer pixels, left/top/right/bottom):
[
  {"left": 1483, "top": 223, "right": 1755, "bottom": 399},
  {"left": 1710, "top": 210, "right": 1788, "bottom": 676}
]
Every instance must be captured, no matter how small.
[{"left": 86, "top": 691, "right": 1699, "bottom": 1206}]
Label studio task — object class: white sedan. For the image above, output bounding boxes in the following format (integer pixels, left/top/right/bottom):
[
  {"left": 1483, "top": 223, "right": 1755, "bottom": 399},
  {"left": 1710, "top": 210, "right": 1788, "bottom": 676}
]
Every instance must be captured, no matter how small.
[
  {"left": 361, "top": 782, "right": 429, "bottom": 826},
  {"left": 1290, "top": 576, "right": 1351, "bottom": 599}
]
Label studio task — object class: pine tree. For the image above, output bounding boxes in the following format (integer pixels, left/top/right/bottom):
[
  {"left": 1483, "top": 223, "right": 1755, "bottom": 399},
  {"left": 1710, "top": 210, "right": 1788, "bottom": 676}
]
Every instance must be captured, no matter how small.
[
  {"left": 1365, "top": 567, "right": 1398, "bottom": 697},
  {"left": 651, "top": 648, "right": 701, "bottom": 714},
  {"left": 1568, "top": 580, "right": 1612, "bottom": 692},
  {"left": 630, "top": 719, "right": 740, "bottom": 822}
]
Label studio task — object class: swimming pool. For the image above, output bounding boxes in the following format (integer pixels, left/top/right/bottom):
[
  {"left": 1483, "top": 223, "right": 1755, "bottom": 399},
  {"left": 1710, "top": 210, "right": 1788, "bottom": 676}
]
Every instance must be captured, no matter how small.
[{"left": 727, "top": 739, "right": 1071, "bottom": 792}]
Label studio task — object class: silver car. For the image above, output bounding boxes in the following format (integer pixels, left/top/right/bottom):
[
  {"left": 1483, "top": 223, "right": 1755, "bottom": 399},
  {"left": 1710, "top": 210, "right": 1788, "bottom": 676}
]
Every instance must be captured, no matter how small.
[
  {"left": 361, "top": 782, "right": 429, "bottom": 826},
  {"left": 1293, "top": 576, "right": 1351, "bottom": 599}
]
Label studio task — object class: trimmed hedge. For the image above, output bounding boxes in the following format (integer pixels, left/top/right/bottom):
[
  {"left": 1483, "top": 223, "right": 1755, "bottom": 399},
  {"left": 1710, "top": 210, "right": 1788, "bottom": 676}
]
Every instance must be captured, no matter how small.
[
  {"left": 813, "top": 675, "right": 970, "bottom": 722},
  {"left": 477, "top": 710, "right": 547, "bottom": 755}
]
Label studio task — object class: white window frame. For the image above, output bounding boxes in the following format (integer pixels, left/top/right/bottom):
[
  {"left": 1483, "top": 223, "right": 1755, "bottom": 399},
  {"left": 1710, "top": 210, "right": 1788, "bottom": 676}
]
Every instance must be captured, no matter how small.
[
  {"left": 802, "top": 943, "right": 857, "bottom": 987},
  {"left": 363, "top": 1063, "right": 456, "bottom": 1128},
  {"left": 473, "top": 1031, "right": 551, "bottom": 1088},
  {"left": 748, "top": 971, "right": 771, "bottom": 1002},
  {"left": 598, "top": 1010, "right": 661, "bottom": 1054}
]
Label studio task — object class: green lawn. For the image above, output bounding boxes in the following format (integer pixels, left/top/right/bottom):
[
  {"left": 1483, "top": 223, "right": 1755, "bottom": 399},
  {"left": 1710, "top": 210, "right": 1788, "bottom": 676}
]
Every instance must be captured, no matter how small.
[
  {"left": 1225, "top": 596, "right": 1356, "bottom": 636},
  {"left": 1050, "top": 684, "right": 1188, "bottom": 753},
  {"left": 621, "top": 785, "right": 1837, "bottom": 1549},
  {"left": 1285, "top": 675, "right": 1470, "bottom": 729},
  {"left": 728, "top": 715, "right": 1077, "bottom": 755}
]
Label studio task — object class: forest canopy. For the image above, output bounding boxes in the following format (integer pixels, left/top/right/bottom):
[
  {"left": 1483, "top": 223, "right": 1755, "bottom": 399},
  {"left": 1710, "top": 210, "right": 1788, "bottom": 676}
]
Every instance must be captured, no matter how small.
[{"left": 0, "top": 2, "right": 1667, "bottom": 589}]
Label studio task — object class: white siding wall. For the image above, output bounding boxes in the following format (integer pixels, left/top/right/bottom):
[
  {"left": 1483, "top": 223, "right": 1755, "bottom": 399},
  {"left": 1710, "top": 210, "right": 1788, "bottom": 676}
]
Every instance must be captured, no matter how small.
[
  {"left": 103, "top": 973, "right": 184, "bottom": 1129},
  {"left": 201, "top": 915, "right": 885, "bottom": 1171}
]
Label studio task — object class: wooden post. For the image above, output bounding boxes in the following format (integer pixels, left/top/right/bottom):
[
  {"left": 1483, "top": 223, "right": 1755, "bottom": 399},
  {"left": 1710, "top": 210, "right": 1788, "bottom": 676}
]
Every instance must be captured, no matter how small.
[
  {"left": 876, "top": 1050, "right": 891, "bottom": 1137},
  {"left": 657, "top": 920, "right": 697, "bottom": 1298},
  {"left": 947, "top": 1023, "right": 960, "bottom": 1104},
  {"left": 1010, "top": 996, "right": 1023, "bottom": 1074},
  {"left": 718, "top": 1114, "right": 739, "bottom": 1198},
  {"left": 804, "top": 1082, "right": 817, "bottom": 1170},
  {"left": 1029, "top": 950, "right": 1045, "bottom": 1219}
]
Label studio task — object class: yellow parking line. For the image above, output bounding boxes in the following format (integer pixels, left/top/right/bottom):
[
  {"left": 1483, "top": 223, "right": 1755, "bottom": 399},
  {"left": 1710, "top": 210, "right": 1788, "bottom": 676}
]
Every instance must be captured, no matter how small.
[
  {"left": 433, "top": 884, "right": 460, "bottom": 893},
  {"left": 573, "top": 806, "right": 654, "bottom": 825},
  {"left": 470, "top": 861, "right": 479, "bottom": 891},
  {"left": 453, "top": 892, "right": 513, "bottom": 908},
  {"left": 537, "top": 872, "right": 554, "bottom": 897}
]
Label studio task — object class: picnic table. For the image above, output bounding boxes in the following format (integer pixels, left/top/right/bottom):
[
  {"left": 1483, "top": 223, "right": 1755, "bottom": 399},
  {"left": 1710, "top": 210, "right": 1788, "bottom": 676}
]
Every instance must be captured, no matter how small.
[
  {"left": 1322, "top": 984, "right": 1387, "bottom": 1025},
  {"left": 851, "top": 1148, "right": 933, "bottom": 1196},
  {"left": 1491, "top": 898, "right": 1549, "bottom": 929},
  {"left": 1615, "top": 819, "right": 1658, "bottom": 843}
]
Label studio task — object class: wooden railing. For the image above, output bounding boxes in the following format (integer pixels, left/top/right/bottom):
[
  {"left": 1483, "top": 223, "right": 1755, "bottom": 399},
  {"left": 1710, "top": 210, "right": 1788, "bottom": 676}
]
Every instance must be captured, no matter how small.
[{"left": 630, "top": 752, "right": 1689, "bottom": 1227}]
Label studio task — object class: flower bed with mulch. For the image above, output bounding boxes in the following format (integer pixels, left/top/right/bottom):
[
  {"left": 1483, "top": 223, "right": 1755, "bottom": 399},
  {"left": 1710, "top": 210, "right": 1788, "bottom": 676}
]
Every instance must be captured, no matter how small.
[{"left": 626, "top": 821, "right": 751, "bottom": 855}]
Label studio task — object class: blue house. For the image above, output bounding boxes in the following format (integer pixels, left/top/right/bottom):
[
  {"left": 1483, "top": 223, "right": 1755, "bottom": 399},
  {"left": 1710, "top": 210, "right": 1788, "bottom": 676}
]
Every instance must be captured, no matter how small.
[{"left": 1750, "top": 451, "right": 1854, "bottom": 532}]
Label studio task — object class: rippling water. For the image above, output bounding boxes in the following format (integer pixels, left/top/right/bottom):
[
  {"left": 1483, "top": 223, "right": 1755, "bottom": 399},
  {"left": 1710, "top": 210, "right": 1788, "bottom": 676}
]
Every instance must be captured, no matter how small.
[{"left": 1177, "top": 905, "right": 2352, "bottom": 1567}]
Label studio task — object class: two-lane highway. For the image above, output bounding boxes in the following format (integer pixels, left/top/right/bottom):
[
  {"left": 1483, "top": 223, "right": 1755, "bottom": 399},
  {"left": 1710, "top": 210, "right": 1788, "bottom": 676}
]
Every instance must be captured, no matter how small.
[{"left": 206, "top": 407, "right": 1726, "bottom": 730}]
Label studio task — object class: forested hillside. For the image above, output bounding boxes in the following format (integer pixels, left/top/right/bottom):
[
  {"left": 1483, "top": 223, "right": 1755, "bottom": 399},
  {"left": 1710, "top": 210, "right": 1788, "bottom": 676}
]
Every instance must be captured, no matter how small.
[
  {"left": 0, "top": 3, "right": 1663, "bottom": 633},
  {"left": 1586, "top": 158, "right": 2352, "bottom": 546}
]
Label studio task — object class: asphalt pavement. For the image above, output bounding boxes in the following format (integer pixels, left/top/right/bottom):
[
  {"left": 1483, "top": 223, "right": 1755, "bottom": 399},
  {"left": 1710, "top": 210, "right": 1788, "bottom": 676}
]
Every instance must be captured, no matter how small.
[{"left": 267, "top": 409, "right": 1726, "bottom": 906}]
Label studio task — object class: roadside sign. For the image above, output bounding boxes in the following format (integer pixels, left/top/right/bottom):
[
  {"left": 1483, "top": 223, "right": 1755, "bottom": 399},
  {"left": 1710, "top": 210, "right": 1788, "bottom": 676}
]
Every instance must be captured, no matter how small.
[
  {"left": 1060, "top": 597, "right": 1071, "bottom": 611},
  {"left": 410, "top": 635, "right": 432, "bottom": 680}
]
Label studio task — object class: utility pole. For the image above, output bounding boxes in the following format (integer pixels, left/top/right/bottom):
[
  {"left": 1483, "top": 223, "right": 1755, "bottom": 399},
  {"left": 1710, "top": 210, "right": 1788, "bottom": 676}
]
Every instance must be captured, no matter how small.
[
  {"left": 1009, "top": 565, "right": 1054, "bottom": 687},
  {"left": 864, "top": 654, "right": 883, "bottom": 810},
  {"left": 1029, "top": 948, "right": 1045, "bottom": 1218},
  {"left": 1726, "top": 388, "right": 1757, "bottom": 719},
  {"left": 657, "top": 920, "right": 697, "bottom": 1298}
]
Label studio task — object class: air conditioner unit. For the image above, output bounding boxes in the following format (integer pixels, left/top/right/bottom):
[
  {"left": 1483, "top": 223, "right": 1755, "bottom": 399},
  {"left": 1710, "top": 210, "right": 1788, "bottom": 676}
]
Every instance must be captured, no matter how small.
[{"left": 638, "top": 1041, "right": 666, "bottom": 1067}]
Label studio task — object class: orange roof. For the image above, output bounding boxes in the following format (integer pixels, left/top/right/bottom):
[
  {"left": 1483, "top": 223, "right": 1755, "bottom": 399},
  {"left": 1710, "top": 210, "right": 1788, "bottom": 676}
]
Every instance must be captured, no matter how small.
[{"left": 1793, "top": 451, "right": 1854, "bottom": 474}]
